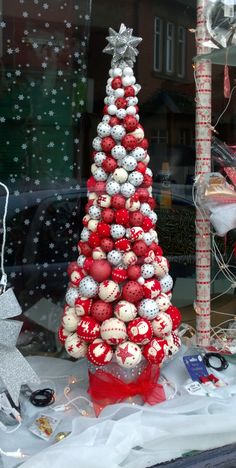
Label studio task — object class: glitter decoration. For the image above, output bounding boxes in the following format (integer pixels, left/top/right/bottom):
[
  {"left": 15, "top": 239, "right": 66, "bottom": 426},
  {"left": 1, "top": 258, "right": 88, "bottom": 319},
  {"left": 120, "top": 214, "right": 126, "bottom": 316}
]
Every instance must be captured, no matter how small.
[
  {"left": 0, "top": 288, "right": 40, "bottom": 404},
  {"left": 103, "top": 23, "right": 142, "bottom": 65}
]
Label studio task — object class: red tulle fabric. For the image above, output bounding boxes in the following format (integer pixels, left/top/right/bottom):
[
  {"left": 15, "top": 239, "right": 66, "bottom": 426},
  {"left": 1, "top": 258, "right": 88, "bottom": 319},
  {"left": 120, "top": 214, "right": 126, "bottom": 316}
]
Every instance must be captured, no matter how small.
[{"left": 88, "top": 364, "right": 166, "bottom": 416}]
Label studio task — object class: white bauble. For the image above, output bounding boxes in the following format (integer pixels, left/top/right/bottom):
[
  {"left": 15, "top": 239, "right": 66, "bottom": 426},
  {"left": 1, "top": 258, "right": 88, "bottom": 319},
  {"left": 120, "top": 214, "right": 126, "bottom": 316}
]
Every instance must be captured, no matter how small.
[
  {"left": 80, "top": 227, "right": 90, "bottom": 242},
  {"left": 160, "top": 274, "right": 173, "bottom": 293},
  {"left": 92, "top": 136, "right": 102, "bottom": 151},
  {"left": 116, "top": 108, "right": 126, "bottom": 119},
  {"left": 78, "top": 276, "right": 98, "bottom": 298},
  {"left": 125, "top": 198, "right": 140, "bottom": 211},
  {"left": 107, "top": 104, "right": 117, "bottom": 115},
  {"left": 93, "top": 167, "right": 108, "bottom": 181},
  {"left": 127, "top": 97, "right": 138, "bottom": 106},
  {"left": 128, "top": 171, "right": 143, "bottom": 186},
  {"left": 65, "top": 334, "right": 87, "bottom": 359},
  {"left": 155, "top": 293, "right": 171, "bottom": 312},
  {"left": 110, "top": 125, "right": 126, "bottom": 140},
  {"left": 97, "top": 193, "right": 111, "bottom": 208},
  {"left": 106, "top": 84, "right": 113, "bottom": 96},
  {"left": 77, "top": 255, "right": 86, "bottom": 268},
  {"left": 113, "top": 167, "right": 128, "bottom": 183},
  {"left": 141, "top": 264, "right": 155, "bottom": 279},
  {"left": 88, "top": 219, "right": 99, "bottom": 232},
  {"left": 114, "top": 88, "right": 125, "bottom": 98},
  {"left": 140, "top": 203, "right": 151, "bottom": 216},
  {"left": 111, "top": 144, "right": 127, "bottom": 160},
  {"left": 106, "top": 180, "right": 120, "bottom": 196},
  {"left": 149, "top": 211, "right": 158, "bottom": 224},
  {"left": 115, "top": 341, "right": 142, "bottom": 368},
  {"left": 101, "top": 318, "right": 127, "bottom": 344},
  {"left": 107, "top": 250, "right": 123, "bottom": 266},
  {"left": 138, "top": 299, "right": 159, "bottom": 320},
  {"left": 62, "top": 310, "right": 80, "bottom": 332},
  {"left": 122, "top": 66, "right": 133, "bottom": 76},
  {"left": 88, "top": 205, "right": 101, "bottom": 220},
  {"left": 131, "top": 147, "right": 146, "bottom": 161},
  {"left": 122, "top": 156, "right": 137, "bottom": 172},
  {"left": 122, "top": 76, "right": 133, "bottom": 87},
  {"left": 126, "top": 106, "right": 136, "bottom": 115},
  {"left": 106, "top": 95, "right": 115, "bottom": 105},
  {"left": 120, "top": 182, "right": 135, "bottom": 198},
  {"left": 143, "top": 232, "right": 154, "bottom": 246},
  {"left": 110, "top": 224, "right": 126, "bottom": 239},
  {"left": 113, "top": 67, "right": 122, "bottom": 76},
  {"left": 65, "top": 287, "right": 80, "bottom": 307},
  {"left": 152, "top": 312, "right": 173, "bottom": 337},
  {"left": 114, "top": 301, "right": 137, "bottom": 322},
  {"left": 94, "top": 152, "right": 106, "bottom": 166},
  {"left": 92, "top": 247, "right": 107, "bottom": 260}
]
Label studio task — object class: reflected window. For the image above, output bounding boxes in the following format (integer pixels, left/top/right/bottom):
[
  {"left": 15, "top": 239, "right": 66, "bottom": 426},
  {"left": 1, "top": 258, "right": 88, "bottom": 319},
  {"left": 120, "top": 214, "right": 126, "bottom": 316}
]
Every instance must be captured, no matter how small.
[
  {"left": 154, "top": 17, "right": 163, "bottom": 72},
  {"left": 166, "top": 22, "right": 174, "bottom": 74},
  {"left": 177, "top": 26, "right": 186, "bottom": 77}
]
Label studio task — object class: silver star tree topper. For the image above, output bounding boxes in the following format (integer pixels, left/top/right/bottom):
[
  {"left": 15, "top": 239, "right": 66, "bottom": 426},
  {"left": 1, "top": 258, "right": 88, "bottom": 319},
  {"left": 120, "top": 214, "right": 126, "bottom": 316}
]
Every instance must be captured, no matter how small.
[{"left": 103, "top": 23, "right": 142, "bottom": 67}]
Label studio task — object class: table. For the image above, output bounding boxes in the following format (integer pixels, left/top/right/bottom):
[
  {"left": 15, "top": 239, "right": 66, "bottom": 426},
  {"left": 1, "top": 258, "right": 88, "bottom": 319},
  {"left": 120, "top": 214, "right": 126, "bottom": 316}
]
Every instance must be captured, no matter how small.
[{"left": 1, "top": 349, "right": 236, "bottom": 468}]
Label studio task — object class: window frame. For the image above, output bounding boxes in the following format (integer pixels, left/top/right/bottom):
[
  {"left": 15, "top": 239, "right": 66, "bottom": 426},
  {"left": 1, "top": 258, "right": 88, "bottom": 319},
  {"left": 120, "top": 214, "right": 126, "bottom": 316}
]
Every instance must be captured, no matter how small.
[
  {"left": 153, "top": 16, "right": 163, "bottom": 73},
  {"left": 177, "top": 25, "right": 186, "bottom": 78},
  {"left": 166, "top": 21, "right": 175, "bottom": 74}
]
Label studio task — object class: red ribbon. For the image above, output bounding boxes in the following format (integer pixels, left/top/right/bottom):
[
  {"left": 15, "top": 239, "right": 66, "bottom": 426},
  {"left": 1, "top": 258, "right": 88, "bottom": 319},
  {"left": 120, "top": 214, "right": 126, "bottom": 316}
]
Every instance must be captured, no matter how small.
[{"left": 88, "top": 364, "right": 165, "bottom": 415}]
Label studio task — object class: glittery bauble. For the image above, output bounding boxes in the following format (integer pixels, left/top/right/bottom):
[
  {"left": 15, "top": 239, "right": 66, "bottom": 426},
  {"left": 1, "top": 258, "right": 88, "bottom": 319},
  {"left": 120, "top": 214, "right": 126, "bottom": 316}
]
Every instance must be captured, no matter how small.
[
  {"left": 153, "top": 256, "right": 169, "bottom": 278},
  {"left": 65, "top": 287, "right": 80, "bottom": 307},
  {"left": 77, "top": 317, "right": 100, "bottom": 342},
  {"left": 165, "top": 305, "right": 182, "bottom": 330},
  {"left": 107, "top": 249, "right": 123, "bottom": 265},
  {"left": 114, "top": 300, "right": 137, "bottom": 321},
  {"left": 166, "top": 332, "right": 181, "bottom": 355},
  {"left": 141, "top": 264, "right": 155, "bottom": 279},
  {"left": 138, "top": 299, "right": 159, "bottom": 320},
  {"left": 98, "top": 280, "right": 120, "bottom": 302},
  {"left": 110, "top": 224, "right": 126, "bottom": 239},
  {"left": 78, "top": 276, "right": 98, "bottom": 298},
  {"left": 152, "top": 312, "right": 173, "bottom": 337},
  {"left": 127, "top": 264, "right": 141, "bottom": 280},
  {"left": 58, "top": 326, "right": 71, "bottom": 344},
  {"left": 90, "top": 260, "right": 112, "bottom": 282},
  {"left": 91, "top": 300, "right": 113, "bottom": 322},
  {"left": 160, "top": 274, "right": 173, "bottom": 293},
  {"left": 115, "top": 341, "right": 142, "bottom": 368},
  {"left": 112, "top": 267, "right": 128, "bottom": 283},
  {"left": 62, "top": 310, "right": 80, "bottom": 332},
  {"left": 87, "top": 340, "right": 113, "bottom": 366},
  {"left": 143, "top": 279, "right": 161, "bottom": 299},
  {"left": 100, "top": 318, "right": 127, "bottom": 345},
  {"left": 127, "top": 317, "right": 153, "bottom": 345},
  {"left": 122, "top": 251, "right": 137, "bottom": 266},
  {"left": 122, "top": 281, "right": 144, "bottom": 303},
  {"left": 65, "top": 333, "right": 87, "bottom": 359},
  {"left": 142, "top": 338, "right": 168, "bottom": 365},
  {"left": 75, "top": 297, "right": 93, "bottom": 316}
]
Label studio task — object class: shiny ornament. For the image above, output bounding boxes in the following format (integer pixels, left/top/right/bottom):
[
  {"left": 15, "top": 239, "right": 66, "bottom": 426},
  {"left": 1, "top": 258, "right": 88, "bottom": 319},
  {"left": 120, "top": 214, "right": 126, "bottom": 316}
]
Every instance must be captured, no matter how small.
[
  {"left": 127, "top": 317, "right": 153, "bottom": 345},
  {"left": 65, "top": 287, "right": 80, "bottom": 307},
  {"left": 65, "top": 334, "right": 87, "bottom": 359},
  {"left": 87, "top": 340, "right": 113, "bottom": 366},
  {"left": 77, "top": 317, "right": 100, "bottom": 342},
  {"left": 115, "top": 341, "right": 142, "bottom": 368},
  {"left": 78, "top": 276, "right": 98, "bottom": 298},
  {"left": 107, "top": 249, "right": 123, "bottom": 265},
  {"left": 122, "top": 280, "right": 144, "bottom": 303},
  {"left": 100, "top": 318, "right": 127, "bottom": 345},
  {"left": 142, "top": 338, "right": 168, "bottom": 365},
  {"left": 143, "top": 278, "right": 161, "bottom": 299},
  {"left": 75, "top": 297, "right": 93, "bottom": 316},
  {"left": 90, "top": 260, "right": 112, "bottom": 282},
  {"left": 160, "top": 274, "right": 173, "bottom": 293},
  {"left": 98, "top": 280, "right": 120, "bottom": 302},
  {"left": 110, "top": 224, "right": 126, "bottom": 239},
  {"left": 114, "top": 300, "right": 137, "bottom": 322},
  {"left": 122, "top": 251, "right": 137, "bottom": 266},
  {"left": 106, "top": 180, "right": 121, "bottom": 196},
  {"left": 112, "top": 267, "right": 128, "bottom": 283},
  {"left": 155, "top": 293, "right": 171, "bottom": 312},
  {"left": 127, "top": 264, "right": 141, "bottom": 280},
  {"left": 152, "top": 312, "right": 173, "bottom": 337},
  {"left": 103, "top": 23, "right": 142, "bottom": 65},
  {"left": 113, "top": 167, "right": 128, "bottom": 183},
  {"left": 91, "top": 300, "right": 113, "bottom": 322}
]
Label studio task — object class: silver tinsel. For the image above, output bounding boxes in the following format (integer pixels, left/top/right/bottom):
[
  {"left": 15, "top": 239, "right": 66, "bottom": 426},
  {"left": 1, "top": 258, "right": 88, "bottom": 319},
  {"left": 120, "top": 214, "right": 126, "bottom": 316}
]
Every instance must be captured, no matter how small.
[
  {"left": 103, "top": 23, "right": 142, "bottom": 66},
  {"left": 0, "top": 288, "right": 40, "bottom": 404}
]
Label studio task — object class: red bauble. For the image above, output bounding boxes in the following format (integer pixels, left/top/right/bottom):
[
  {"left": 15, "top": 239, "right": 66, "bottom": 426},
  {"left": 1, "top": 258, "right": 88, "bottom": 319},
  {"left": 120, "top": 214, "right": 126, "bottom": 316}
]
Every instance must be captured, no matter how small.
[
  {"left": 78, "top": 241, "right": 92, "bottom": 257},
  {"left": 147, "top": 196, "right": 156, "bottom": 210},
  {"left": 133, "top": 240, "right": 148, "bottom": 257},
  {"left": 112, "top": 267, "right": 128, "bottom": 283},
  {"left": 165, "top": 305, "right": 182, "bottom": 330},
  {"left": 109, "top": 116, "right": 120, "bottom": 127},
  {"left": 83, "top": 257, "right": 94, "bottom": 273},
  {"left": 94, "top": 181, "right": 106, "bottom": 194},
  {"left": 101, "top": 136, "right": 116, "bottom": 152},
  {"left": 115, "top": 97, "right": 127, "bottom": 109},
  {"left": 58, "top": 326, "right": 70, "bottom": 344},
  {"left": 88, "top": 233, "right": 101, "bottom": 248},
  {"left": 115, "top": 238, "right": 131, "bottom": 252},
  {"left": 101, "top": 207, "right": 115, "bottom": 224},
  {"left": 122, "top": 281, "right": 144, "bottom": 303},
  {"left": 142, "top": 217, "right": 154, "bottom": 232},
  {"left": 121, "top": 134, "right": 137, "bottom": 151},
  {"left": 90, "top": 260, "right": 112, "bottom": 282},
  {"left": 115, "top": 209, "right": 129, "bottom": 226},
  {"left": 82, "top": 215, "right": 89, "bottom": 226},
  {"left": 129, "top": 211, "right": 144, "bottom": 227},
  {"left": 103, "top": 105, "right": 108, "bottom": 115},
  {"left": 91, "top": 300, "right": 113, "bottom": 321},
  {"left": 70, "top": 269, "right": 84, "bottom": 286},
  {"left": 111, "top": 76, "right": 122, "bottom": 89},
  {"left": 124, "top": 85, "right": 135, "bottom": 97},
  {"left": 85, "top": 200, "right": 94, "bottom": 213},
  {"left": 87, "top": 340, "right": 113, "bottom": 366},
  {"left": 139, "top": 138, "right": 149, "bottom": 149},
  {"left": 100, "top": 237, "right": 114, "bottom": 252},
  {"left": 142, "top": 174, "right": 153, "bottom": 188},
  {"left": 123, "top": 115, "right": 138, "bottom": 132},
  {"left": 97, "top": 222, "right": 111, "bottom": 238},
  {"left": 87, "top": 176, "right": 96, "bottom": 192},
  {"left": 75, "top": 297, "right": 93, "bottom": 316},
  {"left": 143, "top": 279, "right": 161, "bottom": 299},
  {"left": 102, "top": 156, "right": 118, "bottom": 173},
  {"left": 136, "top": 162, "right": 147, "bottom": 174},
  {"left": 142, "top": 338, "right": 168, "bottom": 365},
  {"left": 136, "top": 187, "right": 149, "bottom": 202},
  {"left": 127, "top": 317, "right": 153, "bottom": 345},
  {"left": 67, "top": 261, "right": 80, "bottom": 276},
  {"left": 127, "top": 265, "right": 141, "bottom": 280},
  {"left": 77, "top": 317, "right": 100, "bottom": 342},
  {"left": 111, "top": 194, "right": 126, "bottom": 209},
  {"left": 154, "top": 245, "right": 163, "bottom": 256}
]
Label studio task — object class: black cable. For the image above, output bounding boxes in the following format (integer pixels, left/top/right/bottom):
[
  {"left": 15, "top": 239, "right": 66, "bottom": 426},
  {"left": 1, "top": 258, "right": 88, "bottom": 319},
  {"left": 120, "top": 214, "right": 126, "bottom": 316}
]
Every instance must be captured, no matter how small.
[
  {"left": 29, "top": 388, "right": 55, "bottom": 407},
  {"left": 203, "top": 352, "right": 228, "bottom": 372}
]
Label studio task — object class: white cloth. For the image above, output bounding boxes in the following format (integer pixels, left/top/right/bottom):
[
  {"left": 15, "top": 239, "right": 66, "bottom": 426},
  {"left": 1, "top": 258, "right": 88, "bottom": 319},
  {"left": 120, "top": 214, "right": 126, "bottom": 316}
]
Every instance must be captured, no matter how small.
[
  {"left": 1, "top": 352, "right": 236, "bottom": 468},
  {"left": 210, "top": 203, "right": 236, "bottom": 236}
]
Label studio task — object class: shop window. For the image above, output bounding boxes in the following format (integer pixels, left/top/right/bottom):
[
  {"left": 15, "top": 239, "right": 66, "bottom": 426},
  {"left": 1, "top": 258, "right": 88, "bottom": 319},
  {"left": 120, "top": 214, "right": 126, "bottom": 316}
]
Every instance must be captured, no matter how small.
[{"left": 151, "top": 129, "right": 169, "bottom": 145}]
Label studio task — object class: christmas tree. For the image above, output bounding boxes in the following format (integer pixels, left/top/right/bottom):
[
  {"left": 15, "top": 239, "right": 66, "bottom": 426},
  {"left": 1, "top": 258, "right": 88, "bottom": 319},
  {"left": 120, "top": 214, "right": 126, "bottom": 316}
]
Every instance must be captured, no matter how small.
[{"left": 58, "top": 24, "right": 182, "bottom": 370}]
